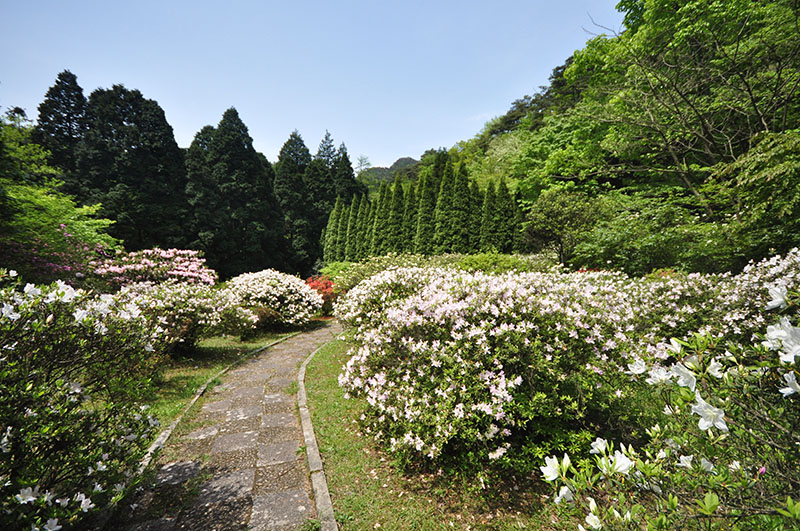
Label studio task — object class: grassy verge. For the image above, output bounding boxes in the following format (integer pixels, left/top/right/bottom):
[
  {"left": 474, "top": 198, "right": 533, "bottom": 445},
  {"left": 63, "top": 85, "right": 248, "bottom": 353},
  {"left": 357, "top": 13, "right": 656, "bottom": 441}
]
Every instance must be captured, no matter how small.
[
  {"left": 147, "top": 330, "right": 289, "bottom": 426},
  {"left": 305, "top": 339, "right": 563, "bottom": 530}
]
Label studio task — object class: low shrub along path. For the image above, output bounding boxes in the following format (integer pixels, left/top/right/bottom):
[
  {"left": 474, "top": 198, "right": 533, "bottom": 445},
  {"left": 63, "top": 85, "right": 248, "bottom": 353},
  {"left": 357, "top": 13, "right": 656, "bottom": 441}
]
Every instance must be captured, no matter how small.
[{"left": 115, "top": 321, "right": 340, "bottom": 530}]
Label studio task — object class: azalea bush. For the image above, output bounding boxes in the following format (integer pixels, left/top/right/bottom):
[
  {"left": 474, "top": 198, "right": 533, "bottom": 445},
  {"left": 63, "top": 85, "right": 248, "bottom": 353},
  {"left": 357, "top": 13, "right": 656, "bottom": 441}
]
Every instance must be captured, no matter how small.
[
  {"left": 223, "top": 269, "right": 323, "bottom": 327},
  {"left": 116, "top": 281, "right": 258, "bottom": 355},
  {"left": 306, "top": 275, "right": 337, "bottom": 316},
  {"left": 92, "top": 248, "right": 217, "bottom": 289},
  {"left": 0, "top": 270, "right": 166, "bottom": 529}
]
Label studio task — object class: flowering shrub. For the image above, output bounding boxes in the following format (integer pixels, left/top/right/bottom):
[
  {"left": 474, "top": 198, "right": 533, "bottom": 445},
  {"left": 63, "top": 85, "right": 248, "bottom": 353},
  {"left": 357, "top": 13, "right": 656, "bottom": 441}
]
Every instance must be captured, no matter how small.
[
  {"left": 116, "top": 281, "right": 258, "bottom": 354},
  {"left": 0, "top": 271, "right": 165, "bottom": 529},
  {"left": 306, "top": 275, "right": 337, "bottom": 316},
  {"left": 223, "top": 269, "right": 323, "bottom": 327},
  {"left": 93, "top": 248, "right": 217, "bottom": 288},
  {"left": 335, "top": 249, "right": 800, "bottom": 497}
]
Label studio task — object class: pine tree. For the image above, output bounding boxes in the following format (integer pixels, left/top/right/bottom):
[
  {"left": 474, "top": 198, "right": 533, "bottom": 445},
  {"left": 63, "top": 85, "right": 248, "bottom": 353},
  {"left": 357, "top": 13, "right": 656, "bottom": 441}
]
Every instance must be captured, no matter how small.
[
  {"left": 333, "top": 143, "right": 366, "bottom": 201},
  {"left": 414, "top": 174, "right": 436, "bottom": 255},
  {"left": 354, "top": 195, "right": 371, "bottom": 260},
  {"left": 304, "top": 131, "right": 338, "bottom": 255},
  {"left": 33, "top": 70, "right": 87, "bottom": 178},
  {"left": 371, "top": 182, "right": 391, "bottom": 255},
  {"left": 429, "top": 149, "right": 448, "bottom": 196},
  {"left": 479, "top": 181, "right": 497, "bottom": 252},
  {"left": 495, "top": 178, "right": 515, "bottom": 253},
  {"left": 401, "top": 183, "right": 417, "bottom": 252},
  {"left": 323, "top": 196, "right": 342, "bottom": 263},
  {"left": 433, "top": 160, "right": 455, "bottom": 253},
  {"left": 77, "top": 84, "right": 188, "bottom": 250},
  {"left": 185, "top": 108, "right": 286, "bottom": 278},
  {"left": 468, "top": 179, "right": 483, "bottom": 253},
  {"left": 450, "top": 164, "right": 472, "bottom": 253},
  {"left": 345, "top": 194, "right": 361, "bottom": 261},
  {"left": 275, "top": 130, "right": 315, "bottom": 274},
  {"left": 363, "top": 199, "right": 376, "bottom": 259},
  {"left": 387, "top": 180, "right": 405, "bottom": 253},
  {"left": 335, "top": 203, "right": 350, "bottom": 262}
]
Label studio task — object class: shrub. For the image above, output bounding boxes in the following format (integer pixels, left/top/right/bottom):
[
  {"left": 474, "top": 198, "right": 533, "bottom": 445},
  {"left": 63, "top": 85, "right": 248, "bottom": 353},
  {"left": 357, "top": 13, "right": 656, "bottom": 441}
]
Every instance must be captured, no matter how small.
[
  {"left": 223, "top": 269, "right": 323, "bottom": 327},
  {"left": 306, "top": 275, "right": 337, "bottom": 316},
  {"left": 0, "top": 271, "right": 166, "bottom": 529},
  {"left": 93, "top": 248, "right": 217, "bottom": 289},
  {"left": 456, "top": 251, "right": 556, "bottom": 274}
]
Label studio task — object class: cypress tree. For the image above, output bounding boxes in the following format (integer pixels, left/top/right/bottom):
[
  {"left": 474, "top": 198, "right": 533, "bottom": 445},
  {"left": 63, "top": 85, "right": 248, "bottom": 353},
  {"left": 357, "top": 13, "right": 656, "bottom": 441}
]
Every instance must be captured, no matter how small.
[
  {"left": 387, "top": 180, "right": 405, "bottom": 253},
  {"left": 33, "top": 70, "right": 87, "bottom": 179},
  {"left": 495, "top": 178, "right": 515, "bottom": 253},
  {"left": 433, "top": 160, "right": 455, "bottom": 253},
  {"left": 335, "top": 203, "right": 350, "bottom": 262},
  {"left": 275, "top": 130, "right": 315, "bottom": 274},
  {"left": 451, "top": 164, "right": 472, "bottom": 253},
  {"left": 429, "top": 149, "right": 448, "bottom": 196},
  {"left": 401, "top": 183, "right": 417, "bottom": 252},
  {"left": 354, "top": 195, "right": 371, "bottom": 260},
  {"left": 323, "top": 196, "right": 342, "bottom": 263},
  {"left": 468, "top": 179, "right": 483, "bottom": 253},
  {"left": 345, "top": 194, "right": 361, "bottom": 261},
  {"left": 304, "top": 131, "right": 338, "bottom": 252},
  {"left": 333, "top": 143, "right": 367, "bottom": 201},
  {"left": 414, "top": 174, "right": 436, "bottom": 255},
  {"left": 370, "top": 182, "right": 391, "bottom": 255},
  {"left": 479, "top": 181, "right": 497, "bottom": 252},
  {"left": 512, "top": 190, "right": 526, "bottom": 253},
  {"left": 363, "top": 199, "right": 376, "bottom": 259}
]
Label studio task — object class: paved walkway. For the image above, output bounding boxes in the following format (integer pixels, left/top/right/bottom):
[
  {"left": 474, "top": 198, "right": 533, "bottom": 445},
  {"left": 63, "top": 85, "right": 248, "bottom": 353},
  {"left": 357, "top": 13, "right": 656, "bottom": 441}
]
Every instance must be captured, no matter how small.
[{"left": 122, "top": 322, "right": 340, "bottom": 531}]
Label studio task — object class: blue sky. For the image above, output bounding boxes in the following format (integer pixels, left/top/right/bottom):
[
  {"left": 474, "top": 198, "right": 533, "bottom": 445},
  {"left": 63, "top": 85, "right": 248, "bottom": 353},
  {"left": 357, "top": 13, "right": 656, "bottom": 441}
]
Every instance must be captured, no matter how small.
[{"left": 1, "top": 1, "right": 624, "bottom": 167}]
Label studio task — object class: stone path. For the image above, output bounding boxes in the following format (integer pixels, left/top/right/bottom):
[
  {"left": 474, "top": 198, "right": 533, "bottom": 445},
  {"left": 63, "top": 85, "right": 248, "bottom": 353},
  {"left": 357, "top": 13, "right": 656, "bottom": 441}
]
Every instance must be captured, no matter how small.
[{"left": 120, "top": 322, "right": 340, "bottom": 531}]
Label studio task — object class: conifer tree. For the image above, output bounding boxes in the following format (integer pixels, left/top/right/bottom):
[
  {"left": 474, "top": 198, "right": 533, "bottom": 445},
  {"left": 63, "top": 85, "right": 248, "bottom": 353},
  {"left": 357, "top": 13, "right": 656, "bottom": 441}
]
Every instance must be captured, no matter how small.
[
  {"left": 323, "top": 196, "right": 342, "bottom": 262},
  {"left": 363, "top": 199, "right": 376, "bottom": 259},
  {"left": 433, "top": 160, "right": 455, "bottom": 253},
  {"left": 335, "top": 203, "right": 350, "bottom": 262},
  {"left": 387, "top": 180, "right": 405, "bottom": 253},
  {"left": 469, "top": 179, "right": 483, "bottom": 253},
  {"left": 450, "top": 164, "right": 472, "bottom": 253},
  {"left": 429, "top": 149, "right": 448, "bottom": 196},
  {"left": 333, "top": 143, "right": 366, "bottom": 200},
  {"left": 479, "top": 181, "right": 497, "bottom": 251},
  {"left": 33, "top": 70, "right": 87, "bottom": 177},
  {"left": 495, "top": 178, "right": 515, "bottom": 253},
  {"left": 345, "top": 194, "right": 361, "bottom": 261},
  {"left": 414, "top": 174, "right": 436, "bottom": 255},
  {"left": 402, "top": 183, "right": 417, "bottom": 252},
  {"left": 512, "top": 190, "right": 527, "bottom": 253},
  {"left": 304, "top": 131, "right": 338, "bottom": 252},
  {"left": 275, "top": 130, "right": 315, "bottom": 274},
  {"left": 370, "top": 182, "right": 391, "bottom": 255},
  {"left": 354, "top": 194, "right": 371, "bottom": 260}
]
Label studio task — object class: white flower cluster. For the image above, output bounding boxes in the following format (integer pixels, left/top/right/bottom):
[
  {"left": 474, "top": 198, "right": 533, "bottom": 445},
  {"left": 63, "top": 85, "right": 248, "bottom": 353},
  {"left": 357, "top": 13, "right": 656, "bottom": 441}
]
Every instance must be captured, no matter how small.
[{"left": 223, "top": 269, "right": 323, "bottom": 326}]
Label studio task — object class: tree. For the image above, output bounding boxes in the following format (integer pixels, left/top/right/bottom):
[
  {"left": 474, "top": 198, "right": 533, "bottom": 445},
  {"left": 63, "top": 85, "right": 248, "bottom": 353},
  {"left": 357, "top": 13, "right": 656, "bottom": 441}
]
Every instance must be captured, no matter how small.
[
  {"left": 33, "top": 70, "right": 87, "bottom": 176},
  {"left": 335, "top": 202, "right": 350, "bottom": 262},
  {"left": 275, "top": 130, "right": 315, "bottom": 274},
  {"left": 76, "top": 85, "right": 188, "bottom": 250},
  {"left": 414, "top": 174, "right": 436, "bottom": 255},
  {"left": 185, "top": 108, "right": 285, "bottom": 278},
  {"left": 387, "top": 181, "right": 405, "bottom": 253},
  {"left": 479, "top": 181, "right": 497, "bottom": 251},
  {"left": 433, "top": 160, "right": 455, "bottom": 253},
  {"left": 401, "top": 183, "right": 417, "bottom": 252},
  {"left": 345, "top": 194, "right": 361, "bottom": 261},
  {"left": 370, "top": 182, "right": 391, "bottom": 256},
  {"left": 333, "top": 143, "right": 367, "bottom": 201},
  {"left": 354, "top": 195, "right": 371, "bottom": 260},
  {"left": 450, "top": 164, "right": 472, "bottom": 253},
  {"left": 494, "top": 178, "right": 516, "bottom": 253},
  {"left": 468, "top": 180, "right": 483, "bottom": 252},
  {"left": 323, "top": 196, "right": 343, "bottom": 263}
]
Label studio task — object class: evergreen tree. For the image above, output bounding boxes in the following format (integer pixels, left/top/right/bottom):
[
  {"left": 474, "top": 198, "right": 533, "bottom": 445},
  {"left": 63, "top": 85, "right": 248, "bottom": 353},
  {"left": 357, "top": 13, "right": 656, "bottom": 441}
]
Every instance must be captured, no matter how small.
[
  {"left": 363, "top": 199, "right": 376, "bottom": 259},
  {"left": 323, "top": 196, "right": 343, "bottom": 263},
  {"left": 33, "top": 70, "right": 87, "bottom": 177},
  {"left": 333, "top": 143, "right": 366, "bottom": 200},
  {"left": 185, "top": 108, "right": 286, "bottom": 278},
  {"left": 76, "top": 84, "right": 188, "bottom": 250},
  {"left": 450, "top": 164, "right": 472, "bottom": 253},
  {"left": 429, "top": 149, "right": 448, "bottom": 196},
  {"left": 275, "top": 130, "right": 315, "bottom": 274},
  {"left": 401, "top": 183, "right": 417, "bottom": 252},
  {"left": 479, "top": 181, "right": 497, "bottom": 251},
  {"left": 512, "top": 190, "right": 527, "bottom": 253},
  {"left": 387, "top": 180, "right": 405, "bottom": 253},
  {"left": 414, "top": 174, "right": 436, "bottom": 255},
  {"left": 433, "top": 160, "right": 455, "bottom": 253},
  {"left": 335, "top": 203, "right": 350, "bottom": 262},
  {"left": 304, "top": 131, "right": 338, "bottom": 255},
  {"left": 371, "top": 182, "right": 391, "bottom": 255},
  {"left": 345, "top": 194, "right": 361, "bottom": 261},
  {"left": 316, "top": 130, "right": 337, "bottom": 168},
  {"left": 468, "top": 179, "right": 483, "bottom": 253},
  {"left": 495, "top": 178, "right": 515, "bottom": 253}
]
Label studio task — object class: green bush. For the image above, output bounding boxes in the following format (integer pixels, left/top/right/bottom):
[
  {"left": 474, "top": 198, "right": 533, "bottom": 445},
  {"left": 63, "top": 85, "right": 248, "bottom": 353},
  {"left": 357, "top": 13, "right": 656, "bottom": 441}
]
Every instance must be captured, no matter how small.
[{"left": 456, "top": 251, "right": 556, "bottom": 274}]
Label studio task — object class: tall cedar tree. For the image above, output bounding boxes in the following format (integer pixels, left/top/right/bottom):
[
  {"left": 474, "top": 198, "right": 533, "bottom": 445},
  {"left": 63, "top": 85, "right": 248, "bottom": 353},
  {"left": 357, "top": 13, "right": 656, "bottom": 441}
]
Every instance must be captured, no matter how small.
[
  {"left": 363, "top": 199, "right": 376, "bottom": 260},
  {"left": 433, "top": 160, "right": 455, "bottom": 253},
  {"left": 414, "top": 174, "right": 436, "bottom": 255},
  {"left": 185, "top": 108, "right": 285, "bottom": 278},
  {"left": 76, "top": 85, "right": 188, "bottom": 250},
  {"left": 355, "top": 195, "right": 371, "bottom": 260},
  {"left": 494, "top": 178, "right": 515, "bottom": 253},
  {"left": 33, "top": 70, "right": 87, "bottom": 180},
  {"left": 335, "top": 203, "right": 350, "bottom": 263},
  {"left": 345, "top": 194, "right": 361, "bottom": 261},
  {"left": 401, "top": 183, "right": 417, "bottom": 252},
  {"left": 429, "top": 149, "right": 448, "bottom": 196},
  {"left": 469, "top": 179, "right": 483, "bottom": 252},
  {"left": 479, "top": 181, "right": 497, "bottom": 251},
  {"left": 370, "top": 182, "right": 391, "bottom": 255},
  {"left": 450, "top": 164, "right": 472, "bottom": 253},
  {"left": 333, "top": 143, "right": 366, "bottom": 200},
  {"left": 275, "top": 131, "right": 315, "bottom": 275},
  {"left": 304, "top": 131, "right": 338, "bottom": 253},
  {"left": 387, "top": 181, "right": 405, "bottom": 253},
  {"left": 323, "top": 196, "right": 343, "bottom": 262}
]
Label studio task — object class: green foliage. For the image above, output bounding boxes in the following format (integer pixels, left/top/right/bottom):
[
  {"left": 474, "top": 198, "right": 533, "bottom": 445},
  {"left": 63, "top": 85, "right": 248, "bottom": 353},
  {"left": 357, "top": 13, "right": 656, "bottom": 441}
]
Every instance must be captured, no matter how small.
[
  {"left": 32, "top": 70, "right": 87, "bottom": 175},
  {"left": 456, "top": 252, "right": 556, "bottom": 274}
]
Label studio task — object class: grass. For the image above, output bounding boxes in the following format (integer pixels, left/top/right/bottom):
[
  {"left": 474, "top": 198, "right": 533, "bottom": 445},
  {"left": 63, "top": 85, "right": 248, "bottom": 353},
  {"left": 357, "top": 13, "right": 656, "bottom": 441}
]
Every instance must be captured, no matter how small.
[
  {"left": 147, "top": 330, "right": 291, "bottom": 426},
  {"left": 304, "top": 339, "right": 565, "bottom": 530}
]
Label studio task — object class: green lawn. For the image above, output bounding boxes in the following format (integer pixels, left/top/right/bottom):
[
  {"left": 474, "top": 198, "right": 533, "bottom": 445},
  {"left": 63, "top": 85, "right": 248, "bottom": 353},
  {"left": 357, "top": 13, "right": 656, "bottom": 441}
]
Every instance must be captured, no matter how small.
[{"left": 305, "top": 339, "right": 564, "bottom": 530}]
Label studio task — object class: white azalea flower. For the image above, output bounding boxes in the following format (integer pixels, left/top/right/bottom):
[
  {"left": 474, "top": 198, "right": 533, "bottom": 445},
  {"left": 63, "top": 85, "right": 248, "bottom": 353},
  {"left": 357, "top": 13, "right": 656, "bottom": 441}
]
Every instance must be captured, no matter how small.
[
  {"left": 646, "top": 366, "right": 672, "bottom": 385},
  {"left": 589, "top": 437, "right": 608, "bottom": 454},
  {"left": 779, "top": 372, "right": 800, "bottom": 397},
  {"left": 766, "top": 284, "right": 789, "bottom": 310},
  {"left": 729, "top": 460, "right": 741, "bottom": 472},
  {"left": 554, "top": 485, "right": 573, "bottom": 505},
  {"left": 671, "top": 363, "right": 696, "bottom": 391},
  {"left": 540, "top": 455, "right": 559, "bottom": 481},
  {"left": 678, "top": 455, "right": 694, "bottom": 468},
  {"left": 626, "top": 359, "right": 647, "bottom": 375},
  {"left": 700, "top": 457, "right": 715, "bottom": 472},
  {"left": 707, "top": 359, "right": 724, "bottom": 378},
  {"left": 15, "top": 486, "right": 38, "bottom": 504},
  {"left": 43, "top": 519, "right": 62, "bottom": 531},
  {"left": 691, "top": 394, "right": 728, "bottom": 432},
  {"left": 585, "top": 513, "right": 603, "bottom": 529},
  {"left": 23, "top": 283, "right": 41, "bottom": 297},
  {"left": 1, "top": 303, "right": 20, "bottom": 321}
]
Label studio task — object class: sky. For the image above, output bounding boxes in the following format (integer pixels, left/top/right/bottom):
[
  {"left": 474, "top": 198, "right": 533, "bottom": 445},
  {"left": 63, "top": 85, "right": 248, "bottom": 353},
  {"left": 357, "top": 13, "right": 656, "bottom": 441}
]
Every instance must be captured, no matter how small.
[{"left": 0, "top": 1, "right": 625, "bottom": 168}]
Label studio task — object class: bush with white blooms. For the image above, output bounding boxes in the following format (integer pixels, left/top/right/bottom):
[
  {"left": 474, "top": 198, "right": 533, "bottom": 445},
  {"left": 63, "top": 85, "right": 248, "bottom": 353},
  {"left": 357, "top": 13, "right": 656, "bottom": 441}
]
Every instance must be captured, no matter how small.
[{"left": 223, "top": 269, "right": 323, "bottom": 327}]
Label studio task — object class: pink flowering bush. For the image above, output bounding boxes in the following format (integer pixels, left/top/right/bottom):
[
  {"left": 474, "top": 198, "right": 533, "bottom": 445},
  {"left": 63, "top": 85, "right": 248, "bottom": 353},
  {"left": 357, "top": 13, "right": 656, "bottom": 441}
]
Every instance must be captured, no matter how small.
[
  {"left": 0, "top": 270, "right": 166, "bottom": 529},
  {"left": 115, "top": 281, "right": 258, "bottom": 355},
  {"left": 223, "top": 269, "right": 323, "bottom": 328},
  {"left": 93, "top": 248, "right": 217, "bottom": 289}
]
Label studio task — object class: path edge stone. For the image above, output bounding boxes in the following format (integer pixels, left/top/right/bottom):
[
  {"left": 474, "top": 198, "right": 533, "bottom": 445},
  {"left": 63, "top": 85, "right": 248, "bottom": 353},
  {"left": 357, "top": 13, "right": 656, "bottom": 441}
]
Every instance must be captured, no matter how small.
[
  {"left": 138, "top": 331, "right": 302, "bottom": 474},
  {"left": 297, "top": 339, "right": 339, "bottom": 531}
]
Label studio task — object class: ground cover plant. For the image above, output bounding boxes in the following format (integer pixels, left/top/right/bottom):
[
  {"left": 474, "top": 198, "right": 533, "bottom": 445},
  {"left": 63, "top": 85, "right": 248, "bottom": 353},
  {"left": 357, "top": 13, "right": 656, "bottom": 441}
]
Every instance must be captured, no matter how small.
[{"left": 335, "top": 249, "right": 800, "bottom": 529}]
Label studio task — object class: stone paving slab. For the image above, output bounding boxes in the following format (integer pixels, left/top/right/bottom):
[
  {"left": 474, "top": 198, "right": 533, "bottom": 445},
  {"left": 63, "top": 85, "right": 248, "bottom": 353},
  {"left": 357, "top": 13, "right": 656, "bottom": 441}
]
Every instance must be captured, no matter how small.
[{"left": 129, "top": 322, "right": 340, "bottom": 531}]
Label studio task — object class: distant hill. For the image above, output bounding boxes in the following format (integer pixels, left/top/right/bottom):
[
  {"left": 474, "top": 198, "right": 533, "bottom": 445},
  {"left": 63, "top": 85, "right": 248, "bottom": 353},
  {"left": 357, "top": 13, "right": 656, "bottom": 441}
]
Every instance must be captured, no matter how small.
[{"left": 357, "top": 157, "right": 418, "bottom": 196}]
